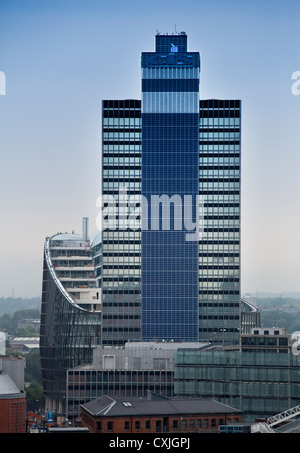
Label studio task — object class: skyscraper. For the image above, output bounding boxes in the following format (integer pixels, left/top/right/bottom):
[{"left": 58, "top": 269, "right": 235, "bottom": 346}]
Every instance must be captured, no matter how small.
[
  {"left": 141, "top": 33, "right": 200, "bottom": 342},
  {"left": 101, "top": 32, "right": 241, "bottom": 346}
]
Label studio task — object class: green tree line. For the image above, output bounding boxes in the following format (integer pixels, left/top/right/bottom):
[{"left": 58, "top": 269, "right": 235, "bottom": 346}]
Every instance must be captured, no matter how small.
[{"left": 0, "top": 308, "right": 40, "bottom": 336}]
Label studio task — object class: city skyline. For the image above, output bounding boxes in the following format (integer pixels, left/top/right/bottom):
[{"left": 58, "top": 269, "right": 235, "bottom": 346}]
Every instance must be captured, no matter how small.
[{"left": 0, "top": 0, "right": 299, "bottom": 297}]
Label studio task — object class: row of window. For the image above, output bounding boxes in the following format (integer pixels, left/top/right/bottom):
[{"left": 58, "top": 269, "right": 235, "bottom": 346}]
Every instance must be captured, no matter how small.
[
  {"left": 102, "top": 159, "right": 240, "bottom": 167},
  {"left": 102, "top": 139, "right": 239, "bottom": 146},
  {"left": 102, "top": 145, "right": 239, "bottom": 152},
  {"left": 102, "top": 129, "right": 239, "bottom": 138},
  {"left": 102, "top": 170, "right": 240, "bottom": 178},
  {"left": 96, "top": 416, "right": 239, "bottom": 432},
  {"left": 102, "top": 236, "right": 239, "bottom": 243}
]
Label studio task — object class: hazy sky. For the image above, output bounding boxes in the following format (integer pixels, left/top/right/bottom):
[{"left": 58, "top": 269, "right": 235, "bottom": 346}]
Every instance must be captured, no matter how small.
[{"left": 0, "top": 0, "right": 299, "bottom": 297}]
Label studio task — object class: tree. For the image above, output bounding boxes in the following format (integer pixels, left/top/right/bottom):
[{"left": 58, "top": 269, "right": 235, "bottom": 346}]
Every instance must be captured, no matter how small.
[
  {"left": 26, "top": 382, "right": 44, "bottom": 411},
  {"left": 23, "top": 349, "right": 42, "bottom": 384}
]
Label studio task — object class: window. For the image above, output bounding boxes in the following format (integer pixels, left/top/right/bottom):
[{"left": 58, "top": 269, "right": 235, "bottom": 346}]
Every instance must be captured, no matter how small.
[
  {"left": 97, "top": 422, "right": 102, "bottom": 431},
  {"left": 124, "top": 421, "right": 130, "bottom": 431},
  {"left": 135, "top": 421, "right": 140, "bottom": 430},
  {"left": 196, "top": 419, "right": 202, "bottom": 429},
  {"left": 189, "top": 419, "right": 194, "bottom": 428},
  {"left": 173, "top": 419, "right": 178, "bottom": 429},
  {"left": 153, "top": 358, "right": 167, "bottom": 369},
  {"left": 133, "top": 357, "right": 142, "bottom": 368},
  {"left": 107, "top": 421, "right": 113, "bottom": 431},
  {"left": 204, "top": 419, "right": 209, "bottom": 428},
  {"left": 156, "top": 420, "right": 161, "bottom": 432},
  {"left": 182, "top": 419, "right": 186, "bottom": 429},
  {"left": 103, "top": 355, "right": 115, "bottom": 369},
  {"left": 211, "top": 419, "right": 216, "bottom": 427},
  {"left": 145, "top": 420, "right": 151, "bottom": 430}
]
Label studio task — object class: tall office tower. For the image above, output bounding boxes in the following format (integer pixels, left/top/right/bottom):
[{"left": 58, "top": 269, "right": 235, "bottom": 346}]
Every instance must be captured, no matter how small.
[
  {"left": 141, "top": 33, "right": 200, "bottom": 341},
  {"left": 101, "top": 32, "right": 241, "bottom": 346}
]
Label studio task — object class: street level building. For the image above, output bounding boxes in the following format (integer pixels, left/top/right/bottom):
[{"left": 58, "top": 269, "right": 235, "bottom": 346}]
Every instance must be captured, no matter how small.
[
  {"left": 79, "top": 394, "right": 242, "bottom": 433},
  {"left": 0, "top": 354, "right": 26, "bottom": 433}
]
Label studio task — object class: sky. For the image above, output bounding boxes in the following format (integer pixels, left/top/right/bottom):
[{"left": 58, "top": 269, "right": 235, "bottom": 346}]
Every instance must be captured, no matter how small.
[{"left": 0, "top": 0, "right": 299, "bottom": 298}]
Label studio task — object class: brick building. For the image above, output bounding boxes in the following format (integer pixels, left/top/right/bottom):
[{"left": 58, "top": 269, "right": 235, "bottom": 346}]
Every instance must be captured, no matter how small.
[
  {"left": 79, "top": 394, "right": 242, "bottom": 433},
  {"left": 0, "top": 373, "right": 26, "bottom": 433}
]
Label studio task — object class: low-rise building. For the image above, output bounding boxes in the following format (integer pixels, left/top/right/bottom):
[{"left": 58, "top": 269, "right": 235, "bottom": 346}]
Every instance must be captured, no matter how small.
[
  {"left": 66, "top": 341, "right": 209, "bottom": 420},
  {"left": 241, "top": 327, "right": 291, "bottom": 353},
  {"left": 79, "top": 394, "right": 243, "bottom": 433},
  {"left": 10, "top": 337, "right": 39, "bottom": 353},
  {"left": 174, "top": 336, "right": 300, "bottom": 422},
  {"left": 0, "top": 354, "right": 26, "bottom": 433}
]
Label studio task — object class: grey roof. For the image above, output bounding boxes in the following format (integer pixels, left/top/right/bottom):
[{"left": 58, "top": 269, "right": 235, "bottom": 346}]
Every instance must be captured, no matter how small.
[
  {"left": 0, "top": 373, "right": 22, "bottom": 397},
  {"left": 82, "top": 395, "right": 241, "bottom": 418}
]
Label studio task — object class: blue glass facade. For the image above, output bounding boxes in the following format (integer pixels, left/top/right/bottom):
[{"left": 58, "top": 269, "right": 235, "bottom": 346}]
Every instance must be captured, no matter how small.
[
  {"left": 100, "top": 33, "right": 241, "bottom": 346},
  {"left": 141, "top": 33, "right": 200, "bottom": 341}
]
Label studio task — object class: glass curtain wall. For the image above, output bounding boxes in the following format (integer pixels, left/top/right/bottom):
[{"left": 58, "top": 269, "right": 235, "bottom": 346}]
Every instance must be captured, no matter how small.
[
  {"left": 198, "top": 99, "right": 241, "bottom": 344},
  {"left": 141, "top": 34, "right": 200, "bottom": 342},
  {"left": 101, "top": 100, "right": 141, "bottom": 345}
]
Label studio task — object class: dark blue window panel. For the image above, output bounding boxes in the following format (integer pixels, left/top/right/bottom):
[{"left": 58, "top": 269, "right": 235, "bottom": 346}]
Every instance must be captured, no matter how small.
[
  {"left": 141, "top": 52, "right": 200, "bottom": 68},
  {"left": 142, "top": 79, "right": 199, "bottom": 92},
  {"left": 141, "top": 110, "right": 199, "bottom": 342},
  {"left": 142, "top": 113, "right": 199, "bottom": 127}
]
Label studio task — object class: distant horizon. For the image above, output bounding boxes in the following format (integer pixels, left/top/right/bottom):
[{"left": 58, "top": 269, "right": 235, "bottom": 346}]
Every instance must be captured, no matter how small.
[{"left": 3, "top": 291, "right": 300, "bottom": 300}]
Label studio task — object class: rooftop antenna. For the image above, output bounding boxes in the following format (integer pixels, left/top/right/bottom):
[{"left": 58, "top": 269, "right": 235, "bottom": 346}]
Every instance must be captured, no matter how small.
[{"left": 175, "top": 24, "right": 177, "bottom": 34}]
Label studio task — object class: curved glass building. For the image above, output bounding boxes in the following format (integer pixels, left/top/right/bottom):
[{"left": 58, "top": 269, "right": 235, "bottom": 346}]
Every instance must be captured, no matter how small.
[
  {"left": 40, "top": 219, "right": 101, "bottom": 415},
  {"left": 241, "top": 298, "right": 261, "bottom": 334}
]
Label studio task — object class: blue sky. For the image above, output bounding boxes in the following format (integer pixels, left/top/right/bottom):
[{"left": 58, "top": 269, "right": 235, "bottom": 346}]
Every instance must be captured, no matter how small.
[{"left": 0, "top": 0, "right": 299, "bottom": 297}]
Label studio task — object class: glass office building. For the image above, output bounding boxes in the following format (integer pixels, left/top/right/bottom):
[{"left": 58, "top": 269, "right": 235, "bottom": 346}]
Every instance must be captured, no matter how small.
[
  {"left": 141, "top": 33, "right": 200, "bottom": 341},
  {"left": 174, "top": 348, "right": 300, "bottom": 423},
  {"left": 101, "top": 32, "right": 241, "bottom": 346},
  {"left": 40, "top": 222, "right": 101, "bottom": 414},
  {"left": 198, "top": 99, "right": 241, "bottom": 344},
  {"left": 101, "top": 100, "right": 141, "bottom": 345}
]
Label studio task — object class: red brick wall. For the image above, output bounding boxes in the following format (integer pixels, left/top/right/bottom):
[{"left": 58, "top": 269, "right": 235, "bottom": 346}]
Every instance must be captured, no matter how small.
[
  {"left": 80, "top": 411, "right": 243, "bottom": 434},
  {"left": 0, "top": 397, "right": 26, "bottom": 433}
]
